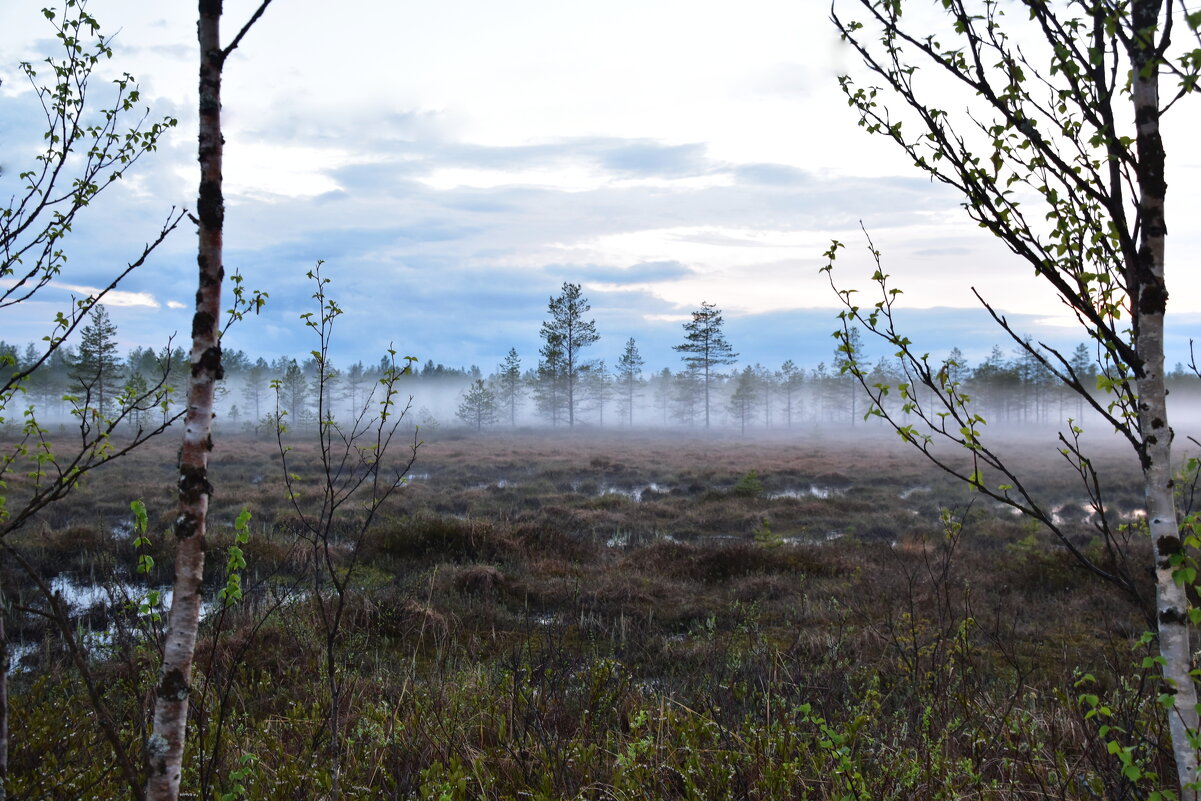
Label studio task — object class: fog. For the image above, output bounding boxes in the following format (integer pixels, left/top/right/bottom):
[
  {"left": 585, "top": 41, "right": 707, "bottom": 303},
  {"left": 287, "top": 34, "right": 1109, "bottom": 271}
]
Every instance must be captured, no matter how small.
[
  {"left": 9, "top": 354, "right": 1201, "bottom": 458},
  {"left": 198, "top": 369, "right": 1201, "bottom": 451}
]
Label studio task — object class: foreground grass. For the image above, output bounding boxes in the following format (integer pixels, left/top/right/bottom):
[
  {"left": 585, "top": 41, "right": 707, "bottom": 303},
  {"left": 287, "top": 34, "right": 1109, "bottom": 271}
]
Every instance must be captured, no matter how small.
[{"left": 4, "top": 429, "right": 1174, "bottom": 799}]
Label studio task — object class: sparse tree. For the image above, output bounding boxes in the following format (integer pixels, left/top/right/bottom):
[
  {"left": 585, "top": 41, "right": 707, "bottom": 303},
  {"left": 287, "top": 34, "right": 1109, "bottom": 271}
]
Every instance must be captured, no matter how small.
[
  {"left": 586, "top": 359, "right": 612, "bottom": 426},
  {"left": 829, "top": 0, "right": 1201, "bottom": 791},
  {"left": 539, "top": 282, "right": 599, "bottom": 427},
  {"left": 754, "top": 363, "right": 775, "bottom": 428},
  {"left": 1069, "top": 342, "right": 1099, "bottom": 420},
  {"left": 274, "top": 266, "right": 417, "bottom": 801},
  {"left": 242, "top": 357, "right": 270, "bottom": 423},
  {"left": 496, "top": 348, "right": 523, "bottom": 426},
  {"left": 864, "top": 355, "right": 904, "bottom": 421},
  {"left": 309, "top": 358, "right": 341, "bottom": 422},
  {"left": 69, "top": 304, "right": 123, "bottom": 417},
  {"left": 276, "top": 359, "right": 308, "bottom": 424},
  {"left": 340, "top": 361, "right": 371, "bottom": 415},
  {"left": 831, "top": 325, "right": 862, "bottom": 426},
  {"left": 457, "top": 378, "right": 498, "bottom": 431},
  {"left": 533, "top": 339, "right": 567, "bottom": 426},
  {"left": 728, "top": 365, "right": 758, "bottom": 436},
  {"left": 616, "top": 338, "right": 645, "bottom": 426},
  {"left": 944, "top": 347, "right": 969, "bottom": 386},
  {"left": 672, "top": 367, "right": 704, "bottom": 427},
  {"left": 123, "top": 371, "right": 151, "bottom": 432},
  {"left": 811, "top": 361, "right": 832, "bottom": 423},
  {"left": 674, "top": 302, "right": 737, "bottom": 428},
  {"left": 652, "top": 367, "right": 673, "bottom": 425},
  {"left": 779, "top": 360, "right": 804, "bottom": 428}
]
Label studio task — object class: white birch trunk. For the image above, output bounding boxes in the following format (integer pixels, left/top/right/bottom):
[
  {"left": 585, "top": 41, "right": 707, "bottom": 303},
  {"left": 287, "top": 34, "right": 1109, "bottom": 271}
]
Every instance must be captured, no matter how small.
[
  {"left": 145, "top": 3, "right": 225, "bottom": 799},
  {"left": 1131, "top": 1, "right": 1199, "bottom": 791}
]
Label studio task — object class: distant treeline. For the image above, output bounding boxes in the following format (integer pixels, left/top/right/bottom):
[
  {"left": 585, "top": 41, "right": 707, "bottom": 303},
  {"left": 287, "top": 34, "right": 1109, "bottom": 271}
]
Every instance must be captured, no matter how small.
[{"left": 5, "top": 312, "right": 1197, "bottom": 434}]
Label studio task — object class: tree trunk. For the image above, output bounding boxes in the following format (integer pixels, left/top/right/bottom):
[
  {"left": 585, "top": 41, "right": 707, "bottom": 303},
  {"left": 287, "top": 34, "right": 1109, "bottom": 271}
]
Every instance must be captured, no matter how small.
[
  {"left": 1130, "top": 1, "right": 1199, "bottom": 790},
  {"left": 145, "top": 2, "right": 225, "bottom": 798},
  {"left": 0, "top": 594, "right": 7, "bottom": 801}
]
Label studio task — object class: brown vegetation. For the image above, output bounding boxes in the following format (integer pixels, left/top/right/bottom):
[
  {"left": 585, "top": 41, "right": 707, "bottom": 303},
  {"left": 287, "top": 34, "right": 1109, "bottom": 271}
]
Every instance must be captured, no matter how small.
[{"left": 5, "top": 429, "right": 1176, "bottom": 798}]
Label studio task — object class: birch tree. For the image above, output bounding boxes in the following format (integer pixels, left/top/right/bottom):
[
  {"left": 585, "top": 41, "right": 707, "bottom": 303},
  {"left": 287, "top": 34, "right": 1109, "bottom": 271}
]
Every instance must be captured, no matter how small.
[
  {"left": 145, "top": 3, "right": 275, "bottom": 799},
  {"left": 0, "top": 5, "right": 182, "bottom": 796},
  {"left": 826, "top": 0, "right": 1201, "bottom": 793}
]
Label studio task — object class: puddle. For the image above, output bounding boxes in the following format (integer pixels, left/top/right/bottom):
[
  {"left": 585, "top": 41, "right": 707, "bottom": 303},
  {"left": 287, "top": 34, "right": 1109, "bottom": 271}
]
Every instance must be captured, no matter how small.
[
  {"left": 768, "top": 485, "right": 843, "bottom": 500},
  {"left": 898, "top": 486, "right": 930, "bottom": 500},
  {"left": 473, "top": 478, "right": 512, "bottom": 489},
  {"left": 111, "top": 518, "right": 135, "bottom": 539},
  {"left": 1050, "top": 500, "right": 1098, "bottom": 527},
  {"left": 8, "top": 640, "right": 38, "bottom": 670},
  {"left": 697, "top": 534, "right": 742, "bottom": 544},
  {"left": 774, "top": 530, "right": 844, "bottom": 546},
  {"left": 597, "top": 483, "right": 669, "bottom": 502},
  {"left": 49, "top": 574, "right": 221, "bottom": 619},
  {"left": 50, "top": 574, "right": 143, "bottom": 613},
  {"left": 606, "top": 531, "right": 633, "bottom": 548},
  {"left": 9, "top": 576, "right": 171, "bottom": 671},
  {"left": 13, "top": 573, "right": 296, "bottom": 672}
]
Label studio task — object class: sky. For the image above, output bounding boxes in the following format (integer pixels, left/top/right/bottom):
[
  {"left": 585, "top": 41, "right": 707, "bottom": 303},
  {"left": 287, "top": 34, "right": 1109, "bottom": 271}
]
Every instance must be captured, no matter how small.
[{"left": 1, "top": 0, "right": 1199, "bottom": 374}]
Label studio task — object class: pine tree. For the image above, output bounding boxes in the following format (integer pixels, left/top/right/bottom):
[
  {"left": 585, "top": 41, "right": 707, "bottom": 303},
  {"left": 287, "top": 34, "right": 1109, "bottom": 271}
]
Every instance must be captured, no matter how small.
[
  {"left": 779, "top": 360, "right": 803, "bottom": 428},
  {"left": 586, "top": 360, "right": 612, "bottom": 426},
  {"left": 534, "top": 338, "right": 567, "bottom": 426},
  {"left": 71, "top": 304, "right": 122, "bottom": 416},
  {"left": 754, "top": 363, "right": 775, "bottom": 428},
  {"left": 496, "top": 348, "right": 523, "bottom": 426},
  {"left": 242, "top": 357, "right": 270, "bottom": 423},
  {"left": 538, "top": 282, "right": 599, "bottom": 427},
  {"left": 652, "top": 367, "right": 673, "bottom": 425},
  {"left": 457, "top": 379, "right": 498, "bottom": 431},
  {"left": 728, "top": 365, "right": 758, "bottom": 436},
  {"left": 672, "top": 368, "right": 703, "bottom": 427},
  {"left": 276, "top": 359, "right": 308, "bottom": 425},
  {"left": 124, "top": 371, "right": 150, "bottom": 432},
  {"left": 616, "top": 337, "right": 645, "bottom": 426},
  {"left": 673, "top": 302, "right": 737, "bottom": 428},
  {"left": 831, "top": 325, "right": 862, "bottom": 426}
]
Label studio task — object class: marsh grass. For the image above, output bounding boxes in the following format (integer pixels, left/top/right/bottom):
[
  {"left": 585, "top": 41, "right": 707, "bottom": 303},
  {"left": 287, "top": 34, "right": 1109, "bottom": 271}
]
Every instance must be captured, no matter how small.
[{"left": 4, "top": 430, "right": 1171, "bottom": 798}]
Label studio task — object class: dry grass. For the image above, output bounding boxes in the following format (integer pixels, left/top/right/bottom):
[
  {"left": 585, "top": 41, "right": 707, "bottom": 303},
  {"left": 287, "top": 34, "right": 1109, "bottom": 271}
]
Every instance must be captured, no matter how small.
[{"left": 4, "top": 427, "right": 1176, "bottom": 799}]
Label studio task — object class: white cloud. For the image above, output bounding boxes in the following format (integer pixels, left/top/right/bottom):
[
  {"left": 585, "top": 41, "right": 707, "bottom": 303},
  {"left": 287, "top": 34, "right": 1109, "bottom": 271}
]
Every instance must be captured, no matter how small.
[
  {"left": 55, "top": 283, "right": 161, "bottom": 308},
  {"left": 2, "top": 0, "right": 1198, "bottom": 370}
]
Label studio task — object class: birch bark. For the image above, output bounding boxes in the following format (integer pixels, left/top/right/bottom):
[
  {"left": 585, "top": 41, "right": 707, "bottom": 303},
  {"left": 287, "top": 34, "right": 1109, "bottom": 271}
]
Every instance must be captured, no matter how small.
[
  {"left": 1130, "top": 2, "right": 1198, "bottom": 791},
  {"left": 144, "top": 3, "right": 224, "bottom": 798},
  {"left": 827, "top": 0, "right": 1201, "bottom": 793}
]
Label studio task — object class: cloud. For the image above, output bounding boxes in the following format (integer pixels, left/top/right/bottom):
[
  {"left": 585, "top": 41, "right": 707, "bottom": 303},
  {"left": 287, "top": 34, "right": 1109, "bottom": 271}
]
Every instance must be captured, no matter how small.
[
  {"left": 742, "top": 62, "right": 815, "bottom": 99},
  {"left": 733, "top": 163, "right": 809, "bottom": 186},
  {"left": 912, "top": 246, "right": 973, "bottom": 257},
  {"left": 595, "top": 141, "right": 710, "bottom": 178},
  {"left": 52, "top": 282, "right": 161, "bottom": 308},
  {"left": 571, "top": 260, "right": 695, "bottom": 285},
  {"left": 167, "top": 300, "right": 186, "bottom": 309}
]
